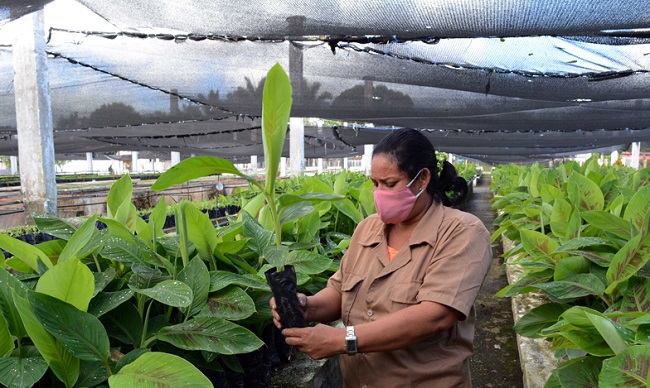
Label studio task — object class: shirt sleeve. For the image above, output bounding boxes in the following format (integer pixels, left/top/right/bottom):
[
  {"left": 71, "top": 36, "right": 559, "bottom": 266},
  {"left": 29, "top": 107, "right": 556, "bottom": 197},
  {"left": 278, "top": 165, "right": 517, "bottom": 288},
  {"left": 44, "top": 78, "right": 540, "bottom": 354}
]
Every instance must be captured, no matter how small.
[{"left": 416, "top": 217, "right": 492, "bottom": 320}]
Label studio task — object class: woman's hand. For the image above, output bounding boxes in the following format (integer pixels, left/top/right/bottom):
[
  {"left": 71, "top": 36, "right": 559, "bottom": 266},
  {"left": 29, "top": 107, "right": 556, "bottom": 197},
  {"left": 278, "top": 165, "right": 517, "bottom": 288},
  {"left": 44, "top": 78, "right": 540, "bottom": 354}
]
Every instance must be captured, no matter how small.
[
  {"left": 282, "top": 324, "right": 344, "bottom": 360},
  {"left": 269, "top": 293, "right": 308, "bottom": 330}
]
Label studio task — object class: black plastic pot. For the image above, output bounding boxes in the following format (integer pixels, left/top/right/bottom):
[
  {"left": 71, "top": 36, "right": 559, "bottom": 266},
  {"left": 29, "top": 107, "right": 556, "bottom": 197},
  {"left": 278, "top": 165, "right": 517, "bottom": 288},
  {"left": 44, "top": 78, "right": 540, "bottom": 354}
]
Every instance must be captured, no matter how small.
[{"left": 265, "top": 265, "right": 305, "bottom": 329}]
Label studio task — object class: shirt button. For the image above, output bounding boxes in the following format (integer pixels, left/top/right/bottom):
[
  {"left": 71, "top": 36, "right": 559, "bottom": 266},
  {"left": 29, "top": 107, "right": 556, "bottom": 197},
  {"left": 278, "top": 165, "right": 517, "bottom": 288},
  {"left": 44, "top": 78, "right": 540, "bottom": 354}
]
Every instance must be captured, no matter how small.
[{"left": 367, "top": 309, "right": 373, "bottom": 317}]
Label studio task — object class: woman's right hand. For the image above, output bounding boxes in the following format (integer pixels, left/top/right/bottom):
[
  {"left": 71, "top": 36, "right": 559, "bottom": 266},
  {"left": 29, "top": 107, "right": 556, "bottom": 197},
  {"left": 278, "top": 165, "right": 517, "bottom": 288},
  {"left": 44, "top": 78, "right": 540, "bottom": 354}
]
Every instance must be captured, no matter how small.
[{"left": 269, "top": 294, "right": 308, "bottom": 329}]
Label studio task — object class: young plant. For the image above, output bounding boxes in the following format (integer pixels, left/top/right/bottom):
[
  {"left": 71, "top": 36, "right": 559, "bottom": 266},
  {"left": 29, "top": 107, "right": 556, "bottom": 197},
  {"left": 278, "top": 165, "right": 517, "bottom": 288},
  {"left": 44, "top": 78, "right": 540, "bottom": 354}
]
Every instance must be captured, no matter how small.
[{"left": 151, "top": 63, "right": 343, "bottom": 330}]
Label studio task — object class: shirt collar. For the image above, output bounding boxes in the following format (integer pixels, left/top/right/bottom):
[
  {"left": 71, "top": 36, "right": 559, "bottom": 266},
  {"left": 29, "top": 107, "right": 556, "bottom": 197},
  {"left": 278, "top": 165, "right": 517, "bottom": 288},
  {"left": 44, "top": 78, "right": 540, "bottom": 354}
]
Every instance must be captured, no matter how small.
[{"left": 357, "top": 201, "right": 443, "bottom": 247}]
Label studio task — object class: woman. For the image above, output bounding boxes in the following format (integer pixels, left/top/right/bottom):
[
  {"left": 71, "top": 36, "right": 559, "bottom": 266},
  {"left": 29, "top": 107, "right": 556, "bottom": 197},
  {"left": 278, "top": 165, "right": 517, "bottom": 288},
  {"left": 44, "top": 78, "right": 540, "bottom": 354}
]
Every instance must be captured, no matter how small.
[{"left": 271, "top": 128, "right": 492, "bottom": 387}]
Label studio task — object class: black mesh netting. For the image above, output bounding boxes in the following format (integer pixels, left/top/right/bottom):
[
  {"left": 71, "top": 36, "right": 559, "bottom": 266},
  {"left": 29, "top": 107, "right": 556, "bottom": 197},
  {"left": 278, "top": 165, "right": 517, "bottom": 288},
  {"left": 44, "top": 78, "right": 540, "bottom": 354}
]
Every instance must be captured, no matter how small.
[{"left": 1, "top": 0, "right": 649, "bottom": 163}]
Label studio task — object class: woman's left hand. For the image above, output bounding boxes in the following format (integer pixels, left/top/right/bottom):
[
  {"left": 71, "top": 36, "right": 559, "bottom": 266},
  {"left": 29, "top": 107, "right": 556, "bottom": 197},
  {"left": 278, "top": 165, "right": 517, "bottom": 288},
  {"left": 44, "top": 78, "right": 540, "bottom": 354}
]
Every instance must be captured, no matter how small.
[{"left": 282, "top": 324, "right": 344, "bottom": 360}]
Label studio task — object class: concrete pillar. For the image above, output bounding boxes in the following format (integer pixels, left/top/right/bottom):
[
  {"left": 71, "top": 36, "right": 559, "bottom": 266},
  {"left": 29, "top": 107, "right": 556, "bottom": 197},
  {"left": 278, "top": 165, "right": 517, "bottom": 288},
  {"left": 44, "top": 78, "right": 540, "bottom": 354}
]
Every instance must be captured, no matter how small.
[
  {"left": 631, "top": 142, "right": 641, "bottom": 169},
  {"left": 132, "top": 151, "right": 140, "bottom": 173},
  {"left": 363, "top": 77, "right": 375, "bottom": 108},
  {"left": 12, "top": 10, "right": 57, "bottom": 221},
  {"left": 280, "top": 157, "right": 287, "bottom": 177},
  {"left": 363, "top": 144, "right": 374, "bottom": 175},
  {"left": 170, "top": 89, "right": 180, "bottom": 116},
  {"left": 86, "top": 152, "right": 94, "bottom": 173},
  {"left": 317, "top": 158, "right": 323, "bottom": 174},
  {"left": 344, "top": 157, "right": 349, "bottom": 171},
  {"left": 251, "top": 155, "right": 258, "bottom": 175},
  {"left": 10, "top": 156, "right": 18, "bottom": 175},
  {"left": 611, "top": 150, "right": 619, "bottom": 164},
  {"left": 290, "top": 118, "right": 305, "bottom": 176},
  {"left": 171, "top": 151, "right": 181, "bottom": 166}
]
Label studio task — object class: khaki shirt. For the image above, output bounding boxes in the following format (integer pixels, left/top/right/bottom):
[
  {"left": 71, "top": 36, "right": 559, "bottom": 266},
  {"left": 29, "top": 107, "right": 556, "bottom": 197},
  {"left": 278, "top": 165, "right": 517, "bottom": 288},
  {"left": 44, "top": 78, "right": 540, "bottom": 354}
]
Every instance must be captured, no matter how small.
[{"left": 328, "top": 202, "right": 492, "bottom": 387}]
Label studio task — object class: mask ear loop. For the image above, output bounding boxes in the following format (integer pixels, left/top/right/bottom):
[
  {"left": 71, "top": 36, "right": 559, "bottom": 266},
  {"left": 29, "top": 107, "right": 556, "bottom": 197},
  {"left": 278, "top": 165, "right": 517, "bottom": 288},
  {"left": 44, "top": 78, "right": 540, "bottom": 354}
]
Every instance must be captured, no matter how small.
[{"left": 410, "top": 169, "right": 429, "bottom": 198}]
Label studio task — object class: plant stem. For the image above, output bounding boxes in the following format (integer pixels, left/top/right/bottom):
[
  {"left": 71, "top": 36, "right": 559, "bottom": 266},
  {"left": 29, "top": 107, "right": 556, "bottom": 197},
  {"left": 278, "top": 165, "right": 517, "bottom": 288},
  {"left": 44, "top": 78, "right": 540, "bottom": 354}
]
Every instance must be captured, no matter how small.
[
  {"left": 139, "top": 299, "right": 153, "bottom": 348},
  {"left": 93, "top": 254, "right": 102, "bottom": 272}
]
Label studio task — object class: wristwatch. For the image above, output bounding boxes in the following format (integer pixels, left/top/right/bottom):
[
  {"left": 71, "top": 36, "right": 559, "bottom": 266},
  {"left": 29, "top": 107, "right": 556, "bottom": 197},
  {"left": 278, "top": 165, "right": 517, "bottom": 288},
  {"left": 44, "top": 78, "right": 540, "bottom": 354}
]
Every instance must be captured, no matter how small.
[{"left": 345, "top": 326, "right": 357, "bottom": 355}]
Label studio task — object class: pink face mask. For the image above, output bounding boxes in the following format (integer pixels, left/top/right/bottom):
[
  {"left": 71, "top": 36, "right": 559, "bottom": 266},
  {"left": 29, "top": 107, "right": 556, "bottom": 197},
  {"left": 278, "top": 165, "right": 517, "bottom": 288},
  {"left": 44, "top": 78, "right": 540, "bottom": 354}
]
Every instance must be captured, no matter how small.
[{"left": 373, "top": 170, "right": 426, "bottom": 224}]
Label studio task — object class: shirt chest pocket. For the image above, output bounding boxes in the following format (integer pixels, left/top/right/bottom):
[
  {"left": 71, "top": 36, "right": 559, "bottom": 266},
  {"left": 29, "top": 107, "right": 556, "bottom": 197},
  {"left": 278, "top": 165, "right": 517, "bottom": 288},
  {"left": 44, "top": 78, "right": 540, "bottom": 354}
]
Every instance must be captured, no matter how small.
[
  {"left": 389, "top": 281, "right": 422, "bottom": 305},
  {"left": 341, "top": 273, "right": 365, "bottom": 324}
]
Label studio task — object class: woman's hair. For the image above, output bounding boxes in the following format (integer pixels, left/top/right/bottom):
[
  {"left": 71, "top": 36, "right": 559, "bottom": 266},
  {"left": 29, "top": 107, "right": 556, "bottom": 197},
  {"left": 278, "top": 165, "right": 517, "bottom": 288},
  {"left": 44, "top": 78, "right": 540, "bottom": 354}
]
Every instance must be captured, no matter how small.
[{"left": 372, "top": 128, "right": 468, "bottom": 207}]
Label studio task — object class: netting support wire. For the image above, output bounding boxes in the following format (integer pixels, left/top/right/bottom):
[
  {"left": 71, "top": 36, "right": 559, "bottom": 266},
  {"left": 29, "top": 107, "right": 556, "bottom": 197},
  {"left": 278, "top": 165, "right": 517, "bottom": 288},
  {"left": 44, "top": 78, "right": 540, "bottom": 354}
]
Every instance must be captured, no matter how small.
[{"left": 45, "top": 50, "right": 259, "bottom": 119}]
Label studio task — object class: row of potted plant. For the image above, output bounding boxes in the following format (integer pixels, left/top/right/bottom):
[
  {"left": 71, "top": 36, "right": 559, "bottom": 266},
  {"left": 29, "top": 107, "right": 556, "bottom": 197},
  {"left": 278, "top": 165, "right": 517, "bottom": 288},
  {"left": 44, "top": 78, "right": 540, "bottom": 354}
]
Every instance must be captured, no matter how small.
[{"left": 490, "top": 158, "right": 650, "bottom": 387}]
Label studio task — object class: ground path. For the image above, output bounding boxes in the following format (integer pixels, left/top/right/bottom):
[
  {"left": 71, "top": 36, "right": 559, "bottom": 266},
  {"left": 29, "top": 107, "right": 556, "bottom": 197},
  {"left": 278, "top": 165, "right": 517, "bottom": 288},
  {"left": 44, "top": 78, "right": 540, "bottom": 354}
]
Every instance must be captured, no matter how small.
[{"left": 467, "top": 175, "right": 523, "bottom": 387}]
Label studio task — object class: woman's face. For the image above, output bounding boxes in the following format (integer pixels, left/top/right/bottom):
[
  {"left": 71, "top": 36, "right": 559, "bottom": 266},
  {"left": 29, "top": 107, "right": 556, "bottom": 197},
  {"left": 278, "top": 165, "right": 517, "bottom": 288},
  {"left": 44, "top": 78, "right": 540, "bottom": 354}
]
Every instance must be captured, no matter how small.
[{"left": 370, "top": 153, "right": 412, "bottom": 192}]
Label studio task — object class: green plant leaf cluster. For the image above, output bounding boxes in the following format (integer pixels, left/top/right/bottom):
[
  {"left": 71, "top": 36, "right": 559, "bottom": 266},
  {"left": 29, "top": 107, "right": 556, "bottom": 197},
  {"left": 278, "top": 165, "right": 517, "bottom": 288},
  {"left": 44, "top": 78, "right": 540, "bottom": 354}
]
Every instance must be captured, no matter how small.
[{"left": 491, "top": 158, "right": 650, "bottom": 386}]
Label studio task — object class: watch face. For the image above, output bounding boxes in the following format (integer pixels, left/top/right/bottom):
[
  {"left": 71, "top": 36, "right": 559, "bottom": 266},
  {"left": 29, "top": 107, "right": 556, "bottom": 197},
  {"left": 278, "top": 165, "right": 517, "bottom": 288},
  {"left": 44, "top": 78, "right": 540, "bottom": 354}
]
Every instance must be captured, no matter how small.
[{"left": 346, "top": 338, "right": 357, "bottom": 354}]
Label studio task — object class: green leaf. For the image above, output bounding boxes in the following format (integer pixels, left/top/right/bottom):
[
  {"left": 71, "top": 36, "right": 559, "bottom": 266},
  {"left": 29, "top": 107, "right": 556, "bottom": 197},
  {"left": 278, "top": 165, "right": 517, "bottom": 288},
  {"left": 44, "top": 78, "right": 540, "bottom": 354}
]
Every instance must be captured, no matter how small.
[
  {"left": 547, "top": 356, "right": 602, "bottom": 388},
  {"left": 0, "top": 313, "right": 14, "bottom": 357},
  {"left": 128, "top": 265, "right": 169, "bottom": 289},
  {"left": 599, "top": 345, "right": 650, "bottom": 387},
  {"left": 182, "top": 202, "right": 218, "bottom": 262},
  {"left": 115, "top": 201, "right": 138, "bottom": 233},
  {"left": 606, "top": 233, "right": 650, "bottom": 294},
  {"left": 197, "top": 286, "right": 256, "bottom": 321},
  {"left": 623, "top": 186, "right": 650, "bottom": 234},
  {"left": 88, "top": 289, "right": 134, "bottom": 317},
  {"left": 533, "top": 274, "right": 605, "bottom": 300},
  {"left": 262, "top": 63, "right": 292, "bottom": 195},
  {"left": 358, "top": 179, "right": 376, "bottom": 217},
  {"left": 99, "top": 217, "right": 137, "bottom": 242},
  {"left": 554, "top": 256, "right": 590, "bottom": 281},
  {"left": 333, "top": 169, "right": 347, "bottom": 195},
  {"left": 333, "top": 198, "right": 363, "bottom": 224},
  {"left": 279, "top": 202, "right": 316, "bottom": 225},
  {"left": 0, "top": 235, "right": 53, "bottom": 272},
  {"left": 287, "top": 250, "right": 333, "bottom": 275},
  {"left": 152, "top": 156, "right": 252, "bottom": 191},
  {"left": 555, "top": 237, "right": 621, "bottom": 253},
  {"left": 238, "top": 192, "right": 265, "bottom": 222},
  {"left": 149, "top": 196, "right": 168, "bottom": 243},
  {"left": 607, "top": 194, "right": 626, "bottom": 217},
  {"left": 496, "top": 269, "right": 554, "bottom": 297},
  {"left": 514, "top": 303, "right": 567, "bottom": 338},
  {"left": 59, "top": 216, "right": 108, "bottom": 263},
  {"left": 156, "top": 316, "right": 264, "bottom": 354},
  {"left": 216, "top": 238, "right": 248, "bottom": 255},
  {"left": 34, "top": 239, "right": 66, "bottom": 264},
  {"left": 13, "top": 293, "right": 80, "bottom": 387},
  {"left": 114, "top": 348, "right": 149, "bottom": 373},
  {"left": 263, "top": 245, "right": 289, "bottom": 270},
  {"left": 540, "top": 184, "right": 564, "bottom": 203},
  {"left": 550, "top": 198, "right": 572, "bottom": 239},
  {"left": 242, "top": 212, "right": 274, "bottom": 256},
  {"left": 581, "top": 211, "right": 631, "bottom": 240},
  {"left": 567, "top": 172, "right": 604, "bottom": 211},
  {"left": 100, "top": 303, "right": 143, "bottom": 346},
  {"left": 209, "top": 271, "right": 269, "bottom": 292},
  {"left": 520, "top": 229, "right": 559, "bottom": 260},
  {"left": 100, "top": 236, "right": 148, "bottom": 266},
  {"left": 33, "top": 214, "right": 77, "bottom": 240},
  {"left": 585, "top": 312, "right": 628, "bottom": 354},
  {"left": 107, "top": 174, "right": 133, "bottom": 218},
  {"left": 92, "top": 268, "right": 116, "bottom": 297},
  {"left": 108, "top": 352, "right": 212, "bottom": 388},
  {"left": 29, "top": 292, "right": 110, "bottom": 362},
  {"left": 35, "top": 258, "right": 95, "bottom": 312},
  {"left": 76, "top": 359, "right": 109, "bottom": 387},
  {"left": 0, "top": 268, "right": 28, "bottom": 339},
  {"left": 130, "top": 280, "right": 193, "bottom": 308},
  {"left": 178, "top": 257, "right": 210, "bottom": 317},
  {"left": 636, "top": 324, "right": 650, "bottom": 344},
  {"left": 0, "top": 351, "right": 48, "bottom": 388}
]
